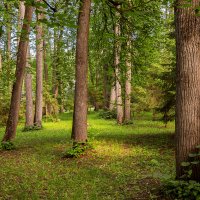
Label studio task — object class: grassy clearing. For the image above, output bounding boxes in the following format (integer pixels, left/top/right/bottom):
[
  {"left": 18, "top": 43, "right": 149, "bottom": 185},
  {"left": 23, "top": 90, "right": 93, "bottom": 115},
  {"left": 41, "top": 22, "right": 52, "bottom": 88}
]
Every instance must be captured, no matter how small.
[{"left": 0, "top": 112, "right": 175, "bottom": 200}]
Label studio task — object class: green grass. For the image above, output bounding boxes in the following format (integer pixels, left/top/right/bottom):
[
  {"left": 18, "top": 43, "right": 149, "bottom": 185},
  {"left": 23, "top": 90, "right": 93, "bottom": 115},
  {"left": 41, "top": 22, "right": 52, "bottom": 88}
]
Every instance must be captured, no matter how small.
[{"left": 0, "top": 112, "right": 175, "bottom": 200}]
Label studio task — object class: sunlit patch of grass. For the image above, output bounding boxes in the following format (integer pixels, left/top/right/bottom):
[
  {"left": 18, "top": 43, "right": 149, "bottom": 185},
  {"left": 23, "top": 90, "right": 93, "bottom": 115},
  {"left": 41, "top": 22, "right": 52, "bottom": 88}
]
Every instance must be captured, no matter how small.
[{"left": 0, "top": 112, "right": 175, "bottom": 199}]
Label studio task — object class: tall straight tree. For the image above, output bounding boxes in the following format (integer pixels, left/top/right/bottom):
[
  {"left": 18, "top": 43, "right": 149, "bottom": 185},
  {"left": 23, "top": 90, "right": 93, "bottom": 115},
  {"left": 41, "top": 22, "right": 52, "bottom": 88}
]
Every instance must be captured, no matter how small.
[
  {"left": 18, "top": 1, "right": 34, "bottom": 128},
  {"left": 124, "top": 37, "right": 132, "bottom": 122},
  {"left": 34, "top": 0, "right": 44, "bottom": 128},
  {"left": 2, "top": 5, "right": 33, "bottom": 142},
  {"left": 114, "top": 8, "right": 123, "bottom": 124},
  {"left": 72, "top": 0, "right": 91, "bottom": 143},
  {"left": 25, "top": 45, "right": 34, "bottom": 128},
  {"left": 175, "top": 0, "right": 200, "bottom": 180}
]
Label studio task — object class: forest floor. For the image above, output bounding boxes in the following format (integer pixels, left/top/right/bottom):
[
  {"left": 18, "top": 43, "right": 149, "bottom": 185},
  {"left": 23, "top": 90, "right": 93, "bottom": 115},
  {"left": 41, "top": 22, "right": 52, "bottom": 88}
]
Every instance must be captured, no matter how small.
[{"left": 0, "top": 112, "right": 175, "bottom": 200}]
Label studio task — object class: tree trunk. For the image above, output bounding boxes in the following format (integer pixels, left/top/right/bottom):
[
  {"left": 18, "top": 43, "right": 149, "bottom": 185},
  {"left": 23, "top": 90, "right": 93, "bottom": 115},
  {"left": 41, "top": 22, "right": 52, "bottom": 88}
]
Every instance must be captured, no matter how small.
[
  {"left": 2, "top": 5, "right": 33, "bottom": 142},
  {"left": 72, "top": 0, "right": 91, "bottom": 143},
  {"left": 114, "top": 10, "right": 123, "bottom": 124},
  {"left": 43, "top": 40, "right": 51, "bottom": 115},
  {"left": 175, "top": 0, "right": 200, "bottom": 180},
  {"left": 52, "top": 28, "right": 59, "bottom": 100},
  {"left": 103, "top": 64, "right": 110, "bottom": 110},
  {"left": 25, "top": 45, "right": 34, "bottom": 127},
  {"left": 109, "top": 84, "right": 116, "bottom": 111},
  {"left": 34, "top": 1, "right": 43, "bottom": 128},
  {"left": 124, "top": 38, "right": 132, "bottom": 122}
]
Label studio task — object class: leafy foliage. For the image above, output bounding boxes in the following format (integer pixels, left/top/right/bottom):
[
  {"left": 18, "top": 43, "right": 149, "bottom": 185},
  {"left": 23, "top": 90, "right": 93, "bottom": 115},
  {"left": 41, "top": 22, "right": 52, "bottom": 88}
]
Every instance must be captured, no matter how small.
[
  {"left": 64, "top": 142, "right": 94, "bottom": 158},
  {"left": 99, "top": 110, "right": 117, "bottom": 119},
  {"left": 1, "top": 141, "right": 15, "bottom": 150}
]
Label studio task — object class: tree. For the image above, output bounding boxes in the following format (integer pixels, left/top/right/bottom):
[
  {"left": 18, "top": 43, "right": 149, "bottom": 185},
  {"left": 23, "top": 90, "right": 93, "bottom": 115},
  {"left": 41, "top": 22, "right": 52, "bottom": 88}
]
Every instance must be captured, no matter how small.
[
  {"left": 34, "top": 0, "right": 44, "bottom": 128},
  {"left": 124, "top": 37, "right": 132, "bottom": 122},
  {"left": 114, "top": 7, "right": 123, "bottom": 124},
  {"left": 72, "top": 0, "right": 91, "bottom": 143},
  {"left": 2, "top": 4, "right": 33, "bottom": 142},
  {"left": 175, "top": 0, "right": 200, "bottom": 180}
]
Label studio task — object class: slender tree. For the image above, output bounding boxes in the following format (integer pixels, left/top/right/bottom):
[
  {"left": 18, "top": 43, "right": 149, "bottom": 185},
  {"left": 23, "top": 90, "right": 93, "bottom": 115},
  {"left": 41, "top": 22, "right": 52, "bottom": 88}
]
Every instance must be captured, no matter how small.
[
  {"left": 25, "top": 45, "right": 34, "bottom": 128},
  {"left": 34, "top": 0, "right": 44, "bottom": 128},
  {"left": 124, "top": 37, "right": 132, "bottom": 122},
  {"left": 114, "top": 8, "right": 123, "bottom": 124},
  {"left": 2, "top": 5, "right": 33, "bottom": 142},
  {"left": 72, "top": 0, "right": 91, "bottom": 143},
  {"left": 175, "top": 0, "right": 200, "bottom": 180}
]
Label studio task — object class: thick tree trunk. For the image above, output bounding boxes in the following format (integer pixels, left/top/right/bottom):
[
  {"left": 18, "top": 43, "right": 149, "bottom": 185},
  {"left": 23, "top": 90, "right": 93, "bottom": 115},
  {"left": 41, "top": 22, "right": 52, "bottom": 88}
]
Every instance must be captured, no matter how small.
[
  {"left": 25, "top": 45, "right": 34, "bottom": 127},
  {"left": 175, "top": 0, "right": 200, "bottom": 180},
  {"left": 124, "top": 38, "right": 132, "bottom": 122},
  {"left": 109, "top": 84, "right": 116, "bottom": 111},
  {"left": 72, "top": 0, "right": 91, "bottom": 143},
  {"left": 114, "top": 11, "right": 123, "bottom": 124},
  {"left": 2, "top": 5, "right": 33, "bottom": 142},
  {"left": 34, "top": 2, "right": 43, "bottom": 128}
]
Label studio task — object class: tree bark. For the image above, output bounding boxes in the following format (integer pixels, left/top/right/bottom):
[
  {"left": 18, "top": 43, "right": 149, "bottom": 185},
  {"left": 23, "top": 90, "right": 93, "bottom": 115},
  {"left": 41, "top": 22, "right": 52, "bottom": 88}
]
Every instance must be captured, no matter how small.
[
  {"left": 175, "top": 0, "right": 200, "bottom": 180},
  {"left": 34, "top": 1, "right": 44, "bottom": 128},
  {"left": 109, "top": 84, "right": 116, "bottom": 111},
  {"left": 2, "top": 5, "right": 33, "bottom": 142},
  {"left": 114, "top": 10, "right": 123, "bottom": 124},
  {"left": 72, "top": 0, "right": 91, "bottom": 143},
  {"left": 25, "top": 45, "right": 34, "bottom": 127},
  {"left": 124, "top": 38, "right": 132, "bottom": 122}
]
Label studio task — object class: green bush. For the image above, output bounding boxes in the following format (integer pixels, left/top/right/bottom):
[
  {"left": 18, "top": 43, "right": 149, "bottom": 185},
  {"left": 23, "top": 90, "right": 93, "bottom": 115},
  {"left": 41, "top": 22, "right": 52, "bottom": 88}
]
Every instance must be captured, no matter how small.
[
  {"left": 99, "top": 110, "right": 117, "bottom": 119},
  {"left": 163, "top": 145, "right": 200, "bottom": 199},
  {"left": 1, "top": 141, "right": 15, "bottom": 151},
  {"left": 164, "top": 180, "right": 200, "bottom": 200},
  {"left": 64, "top": 142, "right": 94, "bottom": 158}
]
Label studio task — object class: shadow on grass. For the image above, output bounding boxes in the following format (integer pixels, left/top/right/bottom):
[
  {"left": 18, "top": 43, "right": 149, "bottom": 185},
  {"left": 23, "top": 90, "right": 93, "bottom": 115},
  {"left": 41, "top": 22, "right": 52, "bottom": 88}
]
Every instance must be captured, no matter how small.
[{"left": 91, "top": 131, "right": 175, "bottom": 149}]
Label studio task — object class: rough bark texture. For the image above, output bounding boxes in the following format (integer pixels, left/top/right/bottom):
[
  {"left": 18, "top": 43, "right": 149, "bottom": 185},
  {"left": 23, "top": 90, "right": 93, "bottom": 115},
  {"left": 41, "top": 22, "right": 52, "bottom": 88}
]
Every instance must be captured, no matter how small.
[
  {"left": 175, "top": 0, "right": 200, "bottom": 180},
  {"left": 114, "top": 10, "right": 123, "bottom": 124},
  {"left": 124, "top": 38, "right": 132, "bottom": 122},
  {"left": 25, "top": 45, "right": 34, "bottom": 127},
  {"left": 2, "top": 6, "right": 33, "bottom": 142},
  {"left": 72, "top": 0, "right": 91, "bottom": 143},
  {"left": 34, "top": 2, "right": 43, "bottom": 128},
  {"left": 109, "top": 84, "right": 116, "bottom": 111}
]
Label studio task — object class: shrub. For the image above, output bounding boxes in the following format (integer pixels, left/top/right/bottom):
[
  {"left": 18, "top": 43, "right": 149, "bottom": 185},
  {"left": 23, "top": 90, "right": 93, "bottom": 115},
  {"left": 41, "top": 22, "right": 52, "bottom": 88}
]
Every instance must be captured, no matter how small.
[
  {"left": 163, "top": 145, "right": 200, "bottom": 199},
  {"left": 1, "top": 141, "right": 15, "bottom": 150},
  {"left": 64, "top": 142, "right": 94, "bottom": 158},
  {"left": 99, "top": 110, "right": 117, "bottom": 119}
]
